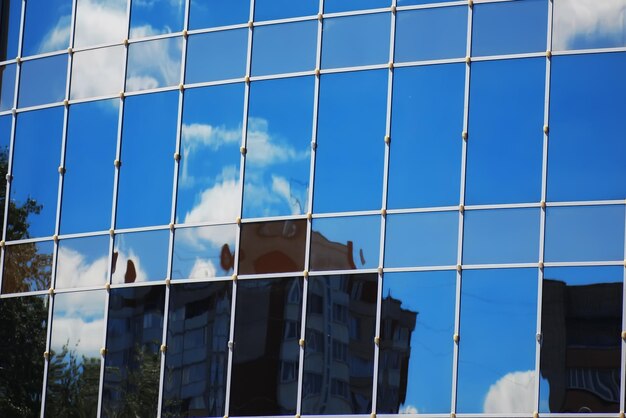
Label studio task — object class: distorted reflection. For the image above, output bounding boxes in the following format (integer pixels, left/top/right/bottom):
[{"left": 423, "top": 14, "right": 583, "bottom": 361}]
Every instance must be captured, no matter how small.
[
  {"left": 185, "top": 30, "right": 248, "bottom": 83},
  {"left": 0, "top": 0, "right": 22, "bottom": 60},
  {"left": 0, "top": 116, "right": 10, "bottom": 226},
  {"left": 377, "top": 271, "right": 455, "bottom": 414},
  {"left": 74, "top": 0, "right": 127, "bottom": 48},
  {"left": 172, "top": 224, "right": 236, "bottom": 280},
  {"left": 302, "top": 274, "right": 377, "bottom": 415},
  {"left": 189, "top": 0, "right": 249, "bottom": 29},
  {"left": 324, "top": 0, "right": 389, "bottom": 13},
  {"left": 254, "top": 0, "right": 318, "bottom": 21},
  {"left": 45, "top": 290, "right": 106, "bottom": 417},
  {"left": 310, "top": 215, "right": 380, "bottom": 271},
  {"left": 540, "top": 267, "right": 622, "bottom": 413},
  {"left": 18, "top": 55, "right": 67, "bottom": 108},
  {"left": 129, "top": 0, "right": 184, "bottom": 38},
  {"left": 163, "top": 281, "right": 232, "bottom": 417},
  {"left": 0, "top": 64, "right": 16, "bottom": 111},
  {"left": 0, "top": 295, "right": 48, "bottom": 417},
  {"left": 71, "top": 46, "right": 125, "bottom": 99},
  {"left": 112, "top": 230, "right": 169, "bottom": 284},
  {"left": 126, "top": 37, "right": 182, "bottom": 92},
  {"left": 102, "top": 285, "right": 166, "bottom": 418},
  {"left": 55, "top": 235, "right": 109, "bottom": 289},
  {"left": 238, "top": 220, "right": 306, "bottom": 275},
  {"left": 22, "top": 0, "right": 72, "bottom": 56},
  {"left": 457, "top": 269, "right": 537, "bottom": 413},
  {"left": 176, "top": 84, "right": 243, "bottom": 225},
  {"left": 230, "top": 277, "right": 302, "bottom": 416},
  {"left": 2, "top": 241, "right": 54, "bottom": 293},
  {"left": 243, "top": 77, "right": 313, "bottom": 218}
]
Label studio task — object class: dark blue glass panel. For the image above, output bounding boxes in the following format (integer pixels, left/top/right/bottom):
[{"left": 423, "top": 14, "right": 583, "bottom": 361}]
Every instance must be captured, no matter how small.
[
  {"left": 70, "top": 46, "right": 126, "bottom": 99},
  {"left": 185, "top": 29, "right": 248, "bottom": 83},
  {"left": 466, "top": 58, "right": 544, "bottom": 205},
  {"left": 74, "top": 0, "right": 127, "bottom": 48},
  {"left": 324, "top": 0, "right": 389, "bottom": 13},
  {"left": 189, "top": 0, "right": 250, "bottom": 30},
  {"left": 2, "top": 240, "right": 53, "bottom": 293},
  {"left": 172, "top": 224, "right": 237, "bottom": 279},
  {"left": 18, "top": 55, "right": 67, "bottom": 107},
  {"left": 0, "top": 64, "right": 16, "bottom": 110},
  {"left": 387, "top": 64, "right": 464, "bottom": 209},
  {"left": 255, "top": 0, "right": 318, "bottom": 21},
  {"left": 457, "top": 268, "right": 537, "bottom": 414},
  {"left": 130, "top": 0, "right": 184, "bottom": 38},
  {"left": 22, "top": 0, "right": 72, "bottom": 56},
  {"left": 126, "top": 37, "right": 183, "bottom": 92},
  {"left": 0, "top": 116, "right": 10, "bottom": 229},
  {"left": 0, "top": 0, "right": 22, "bottom": 60},
  {"left": 55, "top": 235, "right": 110, "bottom": 288},
  {"left": 112, "top": 229, "right": 170, "bottom": 284}
]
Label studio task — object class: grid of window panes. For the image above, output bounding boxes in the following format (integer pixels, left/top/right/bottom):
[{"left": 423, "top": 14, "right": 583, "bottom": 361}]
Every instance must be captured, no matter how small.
[{"left": 0, "top": 0, "right": 625, "bottom": 416}]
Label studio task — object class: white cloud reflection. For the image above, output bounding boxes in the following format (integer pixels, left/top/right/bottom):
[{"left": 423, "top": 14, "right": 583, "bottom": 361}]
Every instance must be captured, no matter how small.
[{"left": 483, "top": 370, "right": 535, "bottom": 414}]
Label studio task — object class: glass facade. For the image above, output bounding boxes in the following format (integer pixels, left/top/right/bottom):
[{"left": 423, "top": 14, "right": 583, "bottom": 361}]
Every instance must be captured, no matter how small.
[{"left": 0, "top": 0, "right": 625, "bottom": 416}]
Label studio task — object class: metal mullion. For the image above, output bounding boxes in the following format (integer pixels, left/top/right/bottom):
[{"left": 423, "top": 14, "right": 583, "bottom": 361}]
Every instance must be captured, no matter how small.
[
  {"left": 552, "top": 46, "right": 626, "bottom": 56},
  {"left": 323, "top": 7, "right": 390, "bottom": 19},
  {"left": 396, "top": 0, "right": 466, "bottom": 12},
  {"left": 9, "top": 101, "right": 66, "bottom": 113}
]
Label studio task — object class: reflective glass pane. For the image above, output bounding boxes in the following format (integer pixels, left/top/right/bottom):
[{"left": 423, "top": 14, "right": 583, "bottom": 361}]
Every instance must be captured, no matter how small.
[
  {"left": 230, "top": 277, "right": 303, "bottom": 416},
  {"left": 71, "top": 46, "right": 125, "bottom": 99},
  {"left": 0, "top": 64, "right": 16, "bottom": 110},
  {"left": 377, "top": 271, "right": 455, "bottom": 414},
  {"left": 176, "top": 84, "right": 243, "bottom": 224},
  {"left": 45, "top": 290, "right": 106, "bottom": 417},
  {"left": 189, "top": 0, "right": 249, "bottom": 30},
  {"left": 117, "top": 91, "right": 177, "bottom": 229},
  {"left": 466, "top": 58, "right": 544, "bottom": 205},
  {"left": 255, "top": 0, "right": 318, "bottom": 21},
  {"left": 545, "top": 205, "right": 625, "bottom": 262},
  {"left": 172, "top": 224, "right": 237, "bottom": 280},
  {"left": 310, "top": 215, "right": 380, "bottom": 271},
  {"left": 22, "top": 0, "right": 72, "bottom": 56},
  {"left": 56, "top": 235, "right": 110, "bottom": 289},
  {"left": 548, "top": 53, "right": 626, "bottom": 201},
  {"left": 0, "top": 116, "right": 10, "bottom": 229},
  {"left": 74, "top": 0, "right": 127, "bottom": 48},
  {"left": 163, "top": 281, "right": 232, "bottom": 417},
  {"left": 387, "top": 64, "right": 464, "bottom": 209},
  {"left": 102, "top": 285, "right": 166, "bottom": 417},
  {"left": 10, "top": 107, "right": 63, "bottom": 239},
  {"left": 321, "top": 13, "right": 390, "bottom": 69},
  {"left": 302, "top": 274, "right": 377, "bottom": 414},
  {"left": 243, "top": 76, "right": 313, "bottom": 218},
  {"left": 18, "top": 55, "right": 67, "bottom": 107},
  {"left": 553, "top": 0, "right": 626, "bottom": 51},
  {"left": 61, "top": 99, "right": 118, "bottom": 234},
  {"left": 185, "top": 29, "right": 248, "bottom": 83},
  {"left": 2, "top": 240, "right": 53, "bottom": 293},
  {"left": 0, "top": 0, "right": 22, "bottom": 60},
  {"left": 463, "top": 208, "right": 540, "bottom": 264},
  {"left": 398, "top": 0, "right": 457, "bottom": 4},
  {"left": 324, "top": 0, "right": 389, "bottom": 13},
  {"left": 0, "top": 295, "right": 48, "bottom": 417},
  {"left": 238, "top": 220, "right": 307, "bottom": 275},
  {"left": 540, "top": 266, "right": 623, "bottom": 413},
  {"left": 126, "top": 37, "right": 182, "bottom": 92},
  {"left": 129, "top": 0, "right": 184, "bottom": 38},
  {"left": 472, "top": 0, "right": 548, "bottom": 56},
  {"left": 457, "top": 268, "right": 537, "bottom": 414},
  {"left": 385, "top": 211, "right": 458, "bottom": 267},
  {"left": 314, "top": 70, "right": 387, "bottom": 213},
  {"left": 112, "top": 229, "right": 170, "bottom": 284},
  {"left": 395, "top": 7, "right": 466, "bottom": 62}
]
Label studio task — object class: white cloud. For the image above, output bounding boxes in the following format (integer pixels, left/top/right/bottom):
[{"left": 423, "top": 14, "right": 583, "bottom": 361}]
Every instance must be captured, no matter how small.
[
  {"left": 483, "top": 370, "right": 535, "bottom": 414},
  {"left": 125, "top": 74, "right": 159, "bottom": 92},
  {"left": 183, "top": 178, "right": 241, "bottom": 226},
  {"left": 399, "top": 405, "right": 419, "bottom": 414},
  {"left": 126, "top": 36, "right": 182, "bottom": 91},
  {"left": 272, "top": 175, "right": 306, "bottom": 215},
  {"left": 50, "top": 316, "right": 104, "bottom": 359},
  {"left": 74, "top": 0, "right": 127, "bottom": 47},
  {"left": 182, "top": 123, "right": 241, "bottom": 150},
  {"left": 71, "top": 46, "right": 125, "bottom": 99},
  {"left": 188, "top": 258, "right": 218, "bottom": 279},
  {"left": 38, "top": 15, "right": 72, "bottom": 53},
  {"left": 56, "top": 246, "right": 108, "bottom": 289},
  {"left": 246, "top": 118, "right": 310, "bottom": 166}
]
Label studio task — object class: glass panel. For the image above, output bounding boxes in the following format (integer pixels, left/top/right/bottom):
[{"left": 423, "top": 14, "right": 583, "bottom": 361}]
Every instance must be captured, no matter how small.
[
  {"left": 324, "top": 0, "right": 389, "bottom": 13},
  {"left": 0, "top": 63, "right": 16, "bottom": 110},
  {"left": 251, "top": 21, "right": 317, "bottom": 76},
  {"left": 185, "top": 29, "right": 248, "bottom": 83},
  {"left": 0, "top": 295, "right": 48, "bottom": 417},
  {"left": 102, "top": 285, "right": 166, "bottom": 417},
  {"left": 387, "top": 64, "right": 464, "bottom": 209},
  {"left": 129, "top": 0, "right": 184, "bottom": 38},
  {"left": 18, "top": 55, "right": 67, "bottom": 107},
  {"left": 56, "top": 235, "right": 110, "bottom": 289},
  {"left": 117, "top": 91, "right": 177, "bottom": 229},
  {"left": 398, "top": 0, "right": 457, "bottom": 4},
  {"left": 553, "top": 0, "right": 626, "bottom": 51},
  {"left": 22, "top": 0, "right": 72, "bottom": 56},
  {"left": 74, "top": 0, "right": 127, "bottom": 48},
  {"left": 377, "top": 271, "right": 455, "bottom": 414},
  {"left": 321, "top": 14, "right": 390, "bottom": 69},
  {"left": 112, "top": 229, "right": 170, "bottom": 284},
  {"left": 310, "top": 215, "right": 380, "bottom": 271},
  {"left": 243, "top": 76, "right": 313, "bottom": 218},
  {"left": 2, "top": 240, "right": 53, "bottom": 293},
  {"left": 314, "top": 70, "right": 387, "bottom": 213},
  {"left": 61, "top": 99, "right": 118, "bottom": 234},
  {"left": 384, "top": 211, "right": 458, "bottom": 268},
  {"left": 126, "top": 37, "right": 182, "bottom": 92},
  {"left": 0, "top": 0, "right": 22, "bottom": 60},
  {"left": 238, "top": 220, "right": 307, "bottom": 275},
  {"left": 540, "top": 266, "right": 623, "bottom": 413},
  {"left": 0, "top": 116, "right": 10, "bottom": 230},
  {"left": 176, "top": 84, "right": 243, "bottom": 224},
  {"left": 472, "top": 0, "right": 548, "bottom": 56},
  {"left": 457, "top": 268, "right": 537, "bottom": 414},
  {"left": 162, "top": 281, "right": 232, "bottom": 417},
  {"left": 45, "top": 290, "right": 106, "bottom": 417},
  {"left": 71, "top": 46, "right": 125, "bottom": 100},
  {"left": 255, "top": 0, "right": 318, "bottom": 21},
  {"left": 395, "top": 7, "right": 467, "bottom": 62},
  {"left": 302, "top": 274, "right": 377, "bottom": 414},
  {"left": 172, "top": 224, "right": 237, "bottom": 280},
  {"left": 230, "top": 277, "right": 303, "bottom": 416},
  {"left": 545, "top": 205, "right": 625, "bottom": 262},
  {"left": 463, "top": 208, "right": 540, "bottom": 265},
  {"left": 548, "top": 53, "right": 626, "bottom": 201},
  {"left": 9, "top": 107, "right": 63, "bottom": 239},
  {"left": 189, "top": 0, "right": 249, "bottom": 30}
]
